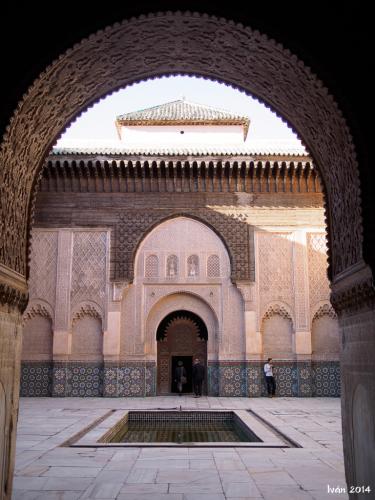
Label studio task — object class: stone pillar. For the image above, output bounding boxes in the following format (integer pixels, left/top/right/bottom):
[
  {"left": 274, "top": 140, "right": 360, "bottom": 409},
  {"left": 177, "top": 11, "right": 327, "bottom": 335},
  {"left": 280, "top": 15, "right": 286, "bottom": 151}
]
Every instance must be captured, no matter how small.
[
  {"left": 236, "top": 281, "right": 259, "bottom": 357},
  {"left": 52, "top": 230, "right": 73, "bottom": 395},
  {"left": 104, "top": 282, "right": 127, "bottom": 360},
  {"left": 0, "top": 264, "right": 28, "bottom": 500},
  {"left": 331, "top": 261, "right": 375, "bottom": 499}
]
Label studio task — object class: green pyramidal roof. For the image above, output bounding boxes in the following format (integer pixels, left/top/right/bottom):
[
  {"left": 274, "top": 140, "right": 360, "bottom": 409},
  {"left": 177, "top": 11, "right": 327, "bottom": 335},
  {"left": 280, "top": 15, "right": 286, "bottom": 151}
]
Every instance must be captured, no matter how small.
[{"left": 116, "top": 99, "right": 250, "bottom": 140}]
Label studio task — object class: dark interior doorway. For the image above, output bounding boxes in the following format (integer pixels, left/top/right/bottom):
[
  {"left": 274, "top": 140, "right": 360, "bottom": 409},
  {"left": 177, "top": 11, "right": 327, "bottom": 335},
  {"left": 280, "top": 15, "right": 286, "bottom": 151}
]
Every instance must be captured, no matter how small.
[
  {"left": 171, "top": 356, "right": 193, "bottom": 393},
  {"left": 157, "top": 310, "right": 208, "bottom": 395}
]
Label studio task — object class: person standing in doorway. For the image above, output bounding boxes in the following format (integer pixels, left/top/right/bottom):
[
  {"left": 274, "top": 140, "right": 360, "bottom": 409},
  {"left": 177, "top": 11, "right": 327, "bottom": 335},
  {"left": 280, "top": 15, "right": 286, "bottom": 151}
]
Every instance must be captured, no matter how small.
[
  {"left": 264, "top": 357, "right": 276, "bottom": 397},
  {"left": 192, "top": 358, "right": 205, "bottom": 397},
  {"left": 175, "top": 360, "right": 187, "bottom": 396}
]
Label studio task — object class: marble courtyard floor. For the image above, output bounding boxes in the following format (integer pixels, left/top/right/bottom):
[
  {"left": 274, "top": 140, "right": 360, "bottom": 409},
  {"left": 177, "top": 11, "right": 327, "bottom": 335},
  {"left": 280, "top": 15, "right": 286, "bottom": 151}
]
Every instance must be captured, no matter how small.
[{"left": 12, "top": 397, "right": 348, "bottom": 500}]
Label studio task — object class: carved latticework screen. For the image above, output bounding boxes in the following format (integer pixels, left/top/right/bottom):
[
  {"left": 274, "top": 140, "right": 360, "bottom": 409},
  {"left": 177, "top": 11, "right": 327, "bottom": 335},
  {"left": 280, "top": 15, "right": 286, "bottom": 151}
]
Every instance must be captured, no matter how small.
[{"left": 207, "top": 254, "right": 220, "bottom": 277}]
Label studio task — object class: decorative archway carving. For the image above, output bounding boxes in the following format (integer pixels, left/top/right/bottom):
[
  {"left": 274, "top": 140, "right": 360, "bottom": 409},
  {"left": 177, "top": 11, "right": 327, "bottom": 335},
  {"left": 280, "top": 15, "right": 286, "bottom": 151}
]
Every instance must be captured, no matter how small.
[
  {"left": 0, "top": 11, "right": 363, "bottom": 289},
  {"left": 262, "top": 302, "right": 294, "bottom": 326},
  {"left": 312, "top": 302, "right": 337, "bottom": 322},
  {"left": 71, "top": 301, "right": 102, "bottom": 325},
  {"left": 156, "top": 309, "right": 208, "bottom": 395},
  {"left": 22, "top": 301, "right": 53, "bottom": 327},
  {"left": 0, "top": 10, "right": 372, "bottom": 496}
]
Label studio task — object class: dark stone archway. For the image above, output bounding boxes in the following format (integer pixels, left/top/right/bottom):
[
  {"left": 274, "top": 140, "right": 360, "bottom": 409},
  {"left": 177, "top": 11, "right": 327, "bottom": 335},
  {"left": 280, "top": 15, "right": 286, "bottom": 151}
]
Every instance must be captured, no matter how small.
[{"left": 0, "top": 11, "right": 373, "bottom": 499}]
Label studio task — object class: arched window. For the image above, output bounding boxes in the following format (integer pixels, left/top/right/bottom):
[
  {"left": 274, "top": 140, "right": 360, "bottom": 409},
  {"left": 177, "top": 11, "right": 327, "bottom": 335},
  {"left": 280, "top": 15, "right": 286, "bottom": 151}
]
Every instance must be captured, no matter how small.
[
  {"left": 145, "top": 254, "right": 159, "bottom": 278},
  {"left": 187, "top": 255, "right": 199, "bottom": 277},
  {"left": 166, "top": 255, "right": 178, "bottom": 278},
  {"left": 207, "top": 254, "right": 220, "bottom": 277}
]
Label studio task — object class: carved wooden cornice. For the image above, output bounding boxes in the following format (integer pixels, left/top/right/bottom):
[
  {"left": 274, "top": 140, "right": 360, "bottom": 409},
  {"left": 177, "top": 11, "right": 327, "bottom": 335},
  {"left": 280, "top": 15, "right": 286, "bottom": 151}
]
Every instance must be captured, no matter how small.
[
  {"left": 331, "top": 260, "right": 375, "bottom": 314},
  {"left": 0, "top": 263, "right": 28, "bottom": 312},
  {"left": 40, "top": 158, "right": 320, "bottom": 194}
]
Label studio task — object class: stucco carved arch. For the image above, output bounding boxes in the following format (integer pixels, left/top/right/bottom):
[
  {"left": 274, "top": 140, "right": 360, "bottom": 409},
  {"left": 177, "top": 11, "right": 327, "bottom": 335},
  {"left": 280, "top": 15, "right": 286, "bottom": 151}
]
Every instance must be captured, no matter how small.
[
  {"left": 133, "top": 213, "right": 233, "bottom": 277},
  {"left": 71, "top": 301, "right": 103, "bottom": 326},
  {"left": 145, "top": 291, "right": 219, "bottom": 357},
  {"left": 22, "top": 300, "right": 54, "bottom": 327},
  {"left": 0, "top": 11, "right": 364, "bottom": 301},
  {"left": 149, "top": 289, "right": 220, "bottom": 321},
  {"left": 261, "top": 301, "right": 294, "bottom": 328},
  {"left": 311, "top": 301, "right": 337, "bottom": 323}
]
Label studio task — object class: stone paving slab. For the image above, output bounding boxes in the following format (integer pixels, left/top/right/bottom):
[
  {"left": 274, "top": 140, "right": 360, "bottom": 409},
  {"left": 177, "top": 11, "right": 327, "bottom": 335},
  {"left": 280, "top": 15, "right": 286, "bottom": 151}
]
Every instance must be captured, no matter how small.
[{"left": 12, "top": 397, "right": 348, "bottom": 499}]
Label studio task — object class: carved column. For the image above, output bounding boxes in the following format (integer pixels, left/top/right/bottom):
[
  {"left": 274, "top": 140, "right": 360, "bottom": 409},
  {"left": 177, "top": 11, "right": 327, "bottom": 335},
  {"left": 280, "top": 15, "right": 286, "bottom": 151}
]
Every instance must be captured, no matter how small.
[
  {"left": 292, "top": 230, "right": 311, "bottom": 355},
  {"left": 51, "top": 230, "right": 73, "bottom": 397},
  {"left": 331, "top": 261, "right": 375, "bottom": 498},
  {"left": 53, "top": 230, "right": 73, "bottom": 361},
  {"left": 0, "top": 264, "right": 28, "bottom": 500}
]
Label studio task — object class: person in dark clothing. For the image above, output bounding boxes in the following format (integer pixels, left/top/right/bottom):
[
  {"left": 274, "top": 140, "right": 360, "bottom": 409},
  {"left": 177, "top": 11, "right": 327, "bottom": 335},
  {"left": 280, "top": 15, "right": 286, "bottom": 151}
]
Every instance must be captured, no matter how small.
[
  {"left": 175, "top": 360, "right": 186, "bottom": 396},
  {"left": 192, "top": 358, "right": 205, "bottom": 397}
]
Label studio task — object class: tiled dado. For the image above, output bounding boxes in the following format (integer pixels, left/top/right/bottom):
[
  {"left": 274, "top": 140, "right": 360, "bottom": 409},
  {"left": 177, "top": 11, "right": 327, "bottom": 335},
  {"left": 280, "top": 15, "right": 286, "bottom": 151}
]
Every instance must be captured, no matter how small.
[
  {"left": 209, "top": 361, "right": 340, "bottom": 398},
  {"left": 20, "top": 360, "right": 340, "bottom": 397},
  {"left": 20, "top": 362, "right": 53, "bottom": 396},
  {"left": 51, "top": 362, "right": 104, "bottom": 397},
  {"left": 103, "top": 362, "right": 156, "bottom": 397}
]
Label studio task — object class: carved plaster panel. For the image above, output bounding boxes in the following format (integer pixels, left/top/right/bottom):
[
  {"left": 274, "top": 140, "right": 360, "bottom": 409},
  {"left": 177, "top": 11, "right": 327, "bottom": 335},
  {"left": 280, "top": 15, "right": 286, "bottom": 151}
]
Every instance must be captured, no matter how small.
[
  {"left": 71, "top": 231, "right": 107, "bottom": 309},
  {"left": 257, "top": 232, "right": 293, "bottom": 316},
  {"left": 307, "top": 233, "right": 331, "bottom": 313},
  {"left": 28, "top": 230, "right": 58, "bottom": 309}
]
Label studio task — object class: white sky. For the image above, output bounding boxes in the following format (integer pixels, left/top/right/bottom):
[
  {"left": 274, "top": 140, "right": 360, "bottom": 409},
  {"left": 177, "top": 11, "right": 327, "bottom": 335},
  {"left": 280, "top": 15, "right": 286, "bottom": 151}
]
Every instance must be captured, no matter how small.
[{"left": 57, "top": 75, "right": 301, "bottom": 145}]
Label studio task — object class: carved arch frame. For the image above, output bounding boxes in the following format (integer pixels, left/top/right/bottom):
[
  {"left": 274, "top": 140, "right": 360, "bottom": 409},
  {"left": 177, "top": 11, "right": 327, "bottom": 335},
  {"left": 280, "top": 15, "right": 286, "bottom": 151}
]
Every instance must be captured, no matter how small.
[
  {"left": 311, "top": 301, "right": 338, "bottom": 323},
  {"left": 0, "top": 10, "right": 372, "bottom": 495},
  {"left": 0, "top": 12, "right": 364, "bottom": 291},
  {"left": 71, "top": 301, "right": 103, "bottom": 326},
  {"left": 22, "top": 299, "right": 54, "bottom": 327},
  {"left": 261, "top": 301, "right": 294, "bottom": 327},
  {"left": 145, "top": 291, "right": 219, "bottom": 358}
]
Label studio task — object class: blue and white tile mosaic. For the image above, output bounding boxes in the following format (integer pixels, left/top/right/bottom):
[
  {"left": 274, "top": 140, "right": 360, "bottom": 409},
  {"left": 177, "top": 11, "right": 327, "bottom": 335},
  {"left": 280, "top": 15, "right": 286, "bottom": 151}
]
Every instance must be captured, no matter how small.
[
  {"left": 312, "top": 361, "right": 340, "bottom": 397},
  {"left": 52, "top": 362, "right": 104, "bottom": 397},
  {"left": 103, "top": 362, "right": 156, "bottom": 397},
  {"left": 207, "top": 362, "right": 219, "bottom": 396},
  {"left": 20, "top": 362, "right": 52, "bottom": 396},
  {"left": 219, "top": 363, "right": 247, "bottom": 397}
]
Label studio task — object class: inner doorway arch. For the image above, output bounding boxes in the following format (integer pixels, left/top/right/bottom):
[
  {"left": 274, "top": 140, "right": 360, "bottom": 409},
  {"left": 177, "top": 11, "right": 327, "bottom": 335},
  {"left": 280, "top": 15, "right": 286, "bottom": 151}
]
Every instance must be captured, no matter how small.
[
  {"left": 156, "top": 310, "right": 208, "bottom": 395},
  {"left": 0, "top": 10, "right": 373, "bottom": 498}
]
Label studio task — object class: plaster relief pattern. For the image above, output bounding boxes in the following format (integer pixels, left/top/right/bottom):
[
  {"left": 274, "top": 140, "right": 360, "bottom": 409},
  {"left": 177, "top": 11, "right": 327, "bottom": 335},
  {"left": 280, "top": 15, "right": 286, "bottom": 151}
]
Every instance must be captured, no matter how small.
[
  {"left": 71, "top": 231, "right": 106, "bottom": 310},
  {"left": 308, "top": 233, "right": 331, "bottom": 312},
  {"left": 28, "top": 231, "right": 57, "bottom": 308},
  {"left": 258, "top": 232, "right": 293, "bottom": 315},
  {"left": 293, "top": 232, "right": 309, "bottom": 330}
]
